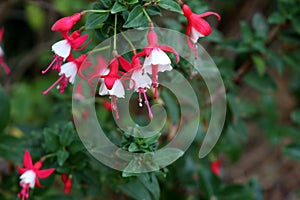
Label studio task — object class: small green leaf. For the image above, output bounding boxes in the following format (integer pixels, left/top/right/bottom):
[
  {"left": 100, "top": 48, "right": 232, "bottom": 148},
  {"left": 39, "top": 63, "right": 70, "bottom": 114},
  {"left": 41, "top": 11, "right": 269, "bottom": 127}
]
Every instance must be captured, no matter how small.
[
  {"left": 268, "top": 12, "right": 285, "bottom": 24},
  {"left": 146, "top": 6, "right": 161, "bottom": 16},
  {"left": 123, "top": 5, "right": 148, "bottom": 28},
  {"left": 43, "top": 129, "right": 59, "bottom": 152},
  {"left": 252, "top": 13, "right": 269, "bottom": 38},
  {"left": 244, "top": 72, "right": 277, "bottom": 92},
  {"left": 251, "top": 55, "right": 266, "bottom": 76},
  {"left": 124, "top": 0, "right": 139, "bottom": 5},
  {"left": 57, "top": 150, "right": 70, "bottom": 166},
  {"left": 86, "top": 12, "right": 109, "bottom": 29},
  {"left": 111, "top": 1, "right": 127, "bottom": 14},
  {"left": 152, "top": 148, "right": 184, "bottom": 167},
  {"left": 158, "top": 0, "right": 183, "bottom": 14},
  {"left": 284, "top": 142, "right": 300, "bottom": 161},
  {"left": 59, "top": 122, "right": 74, "bottom": 146},
  {"left": 25, "top": 2, "right": 46, "bottom": 31},
  {"left": 291, "top": 109, "right": 300, "bottom": 125},
  {"left": 128, "top": 143, "right": 139, "bottom": 152}
]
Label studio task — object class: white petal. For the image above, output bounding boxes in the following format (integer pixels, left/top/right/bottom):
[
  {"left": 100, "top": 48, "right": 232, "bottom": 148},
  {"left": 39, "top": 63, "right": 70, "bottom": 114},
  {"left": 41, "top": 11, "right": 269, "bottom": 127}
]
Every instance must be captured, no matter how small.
[
  {"left": 0, "top": 46, "right": 4, "bottom": 56},
  {"left": 20, "top": 170, "right": 36, "bottom": 188},
  {"left": 99, "top": 82, "right": 109, "bottom": 96},
  {"left": 143, "top": 64, "right": 172, "bottom": 74},
  {"left": 110, "top": 79, "right": 125, "bottom": 98},
  {"left": 143, "top": 48, "right": 171, "bottom": 68},
  {"left": 191, "top": 27, "right": 204, "bottom": 43},
  {"left": 52, "top": 40, "right": 71, "bottom": 60},
  {"left": 130, "top": 69, "right": 152, "bottom": 90},
  {"left": 59, "top": 62, "right": 78, "bottom": 84}
]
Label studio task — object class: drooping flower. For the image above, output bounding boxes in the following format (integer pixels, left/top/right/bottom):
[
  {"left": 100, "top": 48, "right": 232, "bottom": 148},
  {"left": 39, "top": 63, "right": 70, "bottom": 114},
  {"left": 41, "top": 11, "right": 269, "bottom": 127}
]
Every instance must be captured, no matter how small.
[
  {"left": 43, "top": 54, "right": 87, "bottom": 95},
  {"left": 0, "top": 27, "right": 11, "bottom": 74},
  {"left": 17, "top": 150, "right": 55, "bottom": 200},
  {"left": 182, "top": 4, "right": 221, "bottom": 49},
  {"left": 134, "top": 26, "right": 179, "bottom": 98},
  {"left": 61, "top": 173, "right": 72, "bottom": 194},
  {"left": 98, "top": 56, "right": 131, "bottom": 119},
  {"left": 210, "top": 159, "right": 221, "bottom": 176},
  {"left": 130, "top": 57, "right": 153, "bottom": 118},
  {"left": 42, "top": 30, "right": 89, "bottom": 74}
]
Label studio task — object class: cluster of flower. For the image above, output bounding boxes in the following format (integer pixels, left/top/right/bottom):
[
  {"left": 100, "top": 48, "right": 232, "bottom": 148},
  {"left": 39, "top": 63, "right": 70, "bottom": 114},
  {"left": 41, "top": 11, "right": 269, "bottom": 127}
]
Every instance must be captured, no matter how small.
[
  {"left": 16, "top": 3, "right": 220, "bottom": 199},
  {"left": 42, "top": 4, "right": 220, "bottom": 120}
]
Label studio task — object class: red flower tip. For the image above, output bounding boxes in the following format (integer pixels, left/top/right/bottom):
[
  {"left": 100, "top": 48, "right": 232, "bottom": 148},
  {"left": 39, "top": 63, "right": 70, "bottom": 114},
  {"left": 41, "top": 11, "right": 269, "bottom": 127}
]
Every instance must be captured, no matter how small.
[
  {"left": 147, "top": 28, "right": 158, "bottom": 46},
  {"left": 51, "top": 13, "right": 82, "bottom": 33},
  {"left": 61, "top": 174, "right": 72, "bottom": 194},
  {"left": 182, "top": 4, "right": 192, "bottom": 17},
  {"left": 118, "top": 56, "right": 132, "bottom": 72},
  {"left": 210, "top": 159, "right": 221, "bottom": 176},
  {"left": 103, "top": 101, "right": 112, "bottom": 111},
  {"left": 0, "top": 27, "right": 4, "bottom": 41}
]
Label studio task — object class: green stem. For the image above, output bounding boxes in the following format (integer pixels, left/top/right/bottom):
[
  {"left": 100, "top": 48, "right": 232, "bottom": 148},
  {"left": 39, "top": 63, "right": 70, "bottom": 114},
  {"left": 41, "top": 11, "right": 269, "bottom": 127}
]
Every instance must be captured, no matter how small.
[
  {"left": 113, "top": 14, "right": 118, "bottom": 56},
  {"left": 41, "top": 153, "right": 57, "bottom": 161},
  {"left": 88, "top": 45, "right": 110, "bottom": 55},
  {"left": 142, "top": 8, "right": 152, "bottom": 25},
  {"left": 121, "top": 32, "right": 136, "bottom": 55},
  {"left": 81, "top": 9, "right": 111, "bottom": 14}
]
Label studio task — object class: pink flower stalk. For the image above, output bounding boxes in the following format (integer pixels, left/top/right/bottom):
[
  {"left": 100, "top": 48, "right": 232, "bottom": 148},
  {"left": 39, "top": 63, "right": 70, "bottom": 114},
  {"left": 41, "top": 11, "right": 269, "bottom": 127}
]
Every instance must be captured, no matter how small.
[
  {"left": 210, "top": 159, "right": 221, "bottom": 176},
  {"left": 17, "top": 150, "right": 55, "bottom": 200},
  {"left": 182, "top": 4, "right": 221, "bottom": 49},
  {"left": 98, "top": 56, "right": 131, "bottom": 119},
  {"left": 61, "top": 173, "right": 72, "bottom": 194},
  {"left": 0, "top": 27, "right": 11, "bottom": 74},
  {"left": 43, "top": 54, "right": 87, "bottom": 95},
  {"left": 42, "top": 30, "right": 89, "bottom": 74},
  {"left": 134, "top": 26, "right": 179, "bottom": 98},
  {"left": 130, "top": 57, "right": 153, "bottom": 118}
]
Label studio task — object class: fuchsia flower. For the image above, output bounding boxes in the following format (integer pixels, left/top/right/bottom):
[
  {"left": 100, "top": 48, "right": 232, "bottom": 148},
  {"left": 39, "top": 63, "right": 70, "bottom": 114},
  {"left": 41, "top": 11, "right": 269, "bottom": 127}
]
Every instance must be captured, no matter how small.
[
  {"left": 61, "top": 173, "right": 72, "bottom": 194},
  {"left": 0, "top": 27, "right": 11, "bottom": 74},
  {"left": 97, "top": 56, "right": 131, "bottom": 119},
  {"left": 17, "top": 150, "right": 55, "bottom": 200},
  {"left": 182, "top": 4, "right": 221, "bottom": 49},
  {"left": 42, "top": 13, "right": 89, "bottom": 74},
  {"left": 43, "top": 54, "right": 87, "bottom": 95},
  {"left": 130, "top": 57, "right": 153, "bottom": 118},
  {"left": 210, "top": 159, "right": 221, "bottom": 176},
  {"left": 134, "top": 26, "right": 179, "bottom": 98}
]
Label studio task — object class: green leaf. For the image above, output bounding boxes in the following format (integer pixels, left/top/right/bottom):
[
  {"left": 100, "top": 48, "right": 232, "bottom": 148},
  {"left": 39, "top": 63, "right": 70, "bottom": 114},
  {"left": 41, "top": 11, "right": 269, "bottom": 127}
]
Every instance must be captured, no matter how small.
[
  {"left": 25, "top": 2, "right": 46, "bottom": 31},
  {"left": 124, "top": 0, "right": 139, "bottom": 5},
  {"left": 43, "top": 128, "right": 59, "bottom": 152},
  {"left": 161, "top": 89, "right": 179, "bottom": 123},
  {"left": 291, "top": 109, "right": 300, "bottom": 125},
  {"left": 0, "top": 87, "right": 10, "bottom": 132},
  {"left": 158, "top": 0, "right": 183, "bottom": 14},
  {"left": 268, "top": 12, "right": 285, "bottom": 24},
  {"left": 111, "top": 1, "right": 127, "bottom": 14},
  {"left": 86, "top": 12, "right": 109, "bottom": 29},
  {"left": 59, "top": 122, "right": 74, "bottom": 146},
  {"left": 120, "top": 178, "right": 152, "bottom": 200},
  {"left": 138, "top": 173, "right": 160, "bottom": 200},
  {"left": 251, "top": 55, "right": 266, "bottom": 76},
  {"left": 217, "top": 184, "right": 256, "bottom": 200},
  {"left": 240, "top": 21, "right": 253, "bottom": 41},
  {"left": 244, "top": 72, "right": 277, "bottom": 92},
  {"left": 152, "top": 148, "right": 184, "bottom": 167},
  {"left": 284, "top": 142, "right": 300, "bottom": 161},
  {"left": 252, "top": 13, "right": 269, "bottom": 38},
  {"left": 123, "top": 5, "right": 148, "bottom": 28},
  {"left": 146, "top": 6, "right": 161, "bottom": 16},
  {"left": 57, "top": 150, "right": 70, "bottom": 166}
]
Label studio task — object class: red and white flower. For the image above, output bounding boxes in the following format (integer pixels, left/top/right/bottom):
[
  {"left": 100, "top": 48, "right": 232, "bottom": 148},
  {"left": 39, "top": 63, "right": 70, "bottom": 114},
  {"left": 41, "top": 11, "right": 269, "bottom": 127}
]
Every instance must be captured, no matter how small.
[
  {"left": 43, "top": 54, "right": 87, "bottom": 95},
  {"left": 17, "top": 150, "right": 55, "bottom": 200},
  {"left": 98, "top": 56, "right": 131, "bottom": 119},
  {"left": 42, "top": 12, "right": 89, "bottom": 74},
  {"left": 0, "top": 27, "right": 11, "bottom": 74},
  {"left": 134, "top": 26, "right": 179, "bottom": 98},
  {"left": 130, "top": 57, "right": 153, "bottom": 118},
  {"left": 182, "top": 4, "right": 221, "bottom": 49}
]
